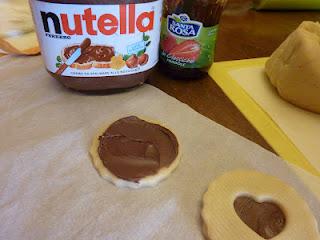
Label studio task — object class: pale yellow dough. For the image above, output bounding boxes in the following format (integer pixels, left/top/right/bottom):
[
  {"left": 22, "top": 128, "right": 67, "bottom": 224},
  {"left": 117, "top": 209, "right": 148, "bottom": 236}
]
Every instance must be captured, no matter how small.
[
  {"left": 265, "top": 21, "right": 320, "bottom": 113},
  {"left": 89, "top": 117, "right": 181, "bottom": 189},
  {"left": 202, "top": 170, "right": 320, "bottom": 240}
]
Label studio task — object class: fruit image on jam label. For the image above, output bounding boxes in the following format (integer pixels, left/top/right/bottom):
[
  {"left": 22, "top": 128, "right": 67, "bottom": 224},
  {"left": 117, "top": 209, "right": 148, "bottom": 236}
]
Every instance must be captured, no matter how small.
[
  {"left": 169, "top": 40, "right": 201, "bottom": 62},
  {"left": 161, "top": 34, "right": 178, "bottom": 53}
]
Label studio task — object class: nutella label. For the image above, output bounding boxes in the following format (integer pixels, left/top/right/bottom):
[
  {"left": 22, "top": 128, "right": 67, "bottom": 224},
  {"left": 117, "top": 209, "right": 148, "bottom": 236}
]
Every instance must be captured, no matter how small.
[{"left": 30, "top": 0, "right": 163, "bottom": 77}]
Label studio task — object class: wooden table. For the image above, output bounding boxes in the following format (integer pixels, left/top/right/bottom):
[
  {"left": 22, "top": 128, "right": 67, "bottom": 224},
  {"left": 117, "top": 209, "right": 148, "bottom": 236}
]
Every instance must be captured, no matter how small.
[{"left": 149, "top": 0, "right": 320, "bottom": 153}]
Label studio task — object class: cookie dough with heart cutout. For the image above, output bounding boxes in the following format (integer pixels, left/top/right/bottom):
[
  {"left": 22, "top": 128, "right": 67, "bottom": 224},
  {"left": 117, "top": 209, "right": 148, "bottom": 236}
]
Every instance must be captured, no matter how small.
[
  {"left": 202, "top": 170, "right": 320, "bottom": 240},
  {"left": 90, "top": 116, "right": 181, "bottom": 189}
]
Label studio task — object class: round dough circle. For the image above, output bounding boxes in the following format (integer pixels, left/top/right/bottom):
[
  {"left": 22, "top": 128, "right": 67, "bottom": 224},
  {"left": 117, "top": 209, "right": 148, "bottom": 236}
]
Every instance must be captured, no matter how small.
[
  {"left": 90, "top": 116, "right": 181, "bottom": 189},
  {"left": 265, "top": 21, "right": 320, "bottom": 113},
  {"left": 202, "top": 170, "right": 320, "bottom": 240}
]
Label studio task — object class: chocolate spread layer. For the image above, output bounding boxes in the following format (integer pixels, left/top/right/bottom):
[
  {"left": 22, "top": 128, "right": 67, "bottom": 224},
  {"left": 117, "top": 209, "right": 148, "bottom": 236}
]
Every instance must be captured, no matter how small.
[
  {"left": 98, "top": 116, "right": 179, "bottom": 182},
  {"left": 234, "top": 196, "right": 286, "bottom": 239},
  {"left": 64, "top": 45, "right": 115, "bottom": 64}
]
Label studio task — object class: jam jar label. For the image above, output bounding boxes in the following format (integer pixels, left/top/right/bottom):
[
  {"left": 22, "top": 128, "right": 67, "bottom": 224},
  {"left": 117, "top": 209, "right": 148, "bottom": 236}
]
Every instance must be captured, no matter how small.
[
  {"left": 160, "top": 13, "right": 218, "bottom": 69},
  {"left": 30, "top": 0, "right": 163, "bottom": 77}
]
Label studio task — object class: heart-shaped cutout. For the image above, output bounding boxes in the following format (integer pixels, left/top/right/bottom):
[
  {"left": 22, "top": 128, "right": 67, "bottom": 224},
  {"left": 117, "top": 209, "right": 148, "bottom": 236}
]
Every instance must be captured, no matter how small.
[{"left": 234, "top": 196, "right": 286, "bottom": 239}]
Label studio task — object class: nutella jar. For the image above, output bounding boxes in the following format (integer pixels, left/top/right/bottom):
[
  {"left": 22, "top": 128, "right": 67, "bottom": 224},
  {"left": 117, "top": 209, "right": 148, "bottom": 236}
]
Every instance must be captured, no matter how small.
[
  {"left": 159, "top": 0, "right": 227, "bottom": 79},
  {"left": 29, "top": 0, "right": 163, "bottom": 91}
]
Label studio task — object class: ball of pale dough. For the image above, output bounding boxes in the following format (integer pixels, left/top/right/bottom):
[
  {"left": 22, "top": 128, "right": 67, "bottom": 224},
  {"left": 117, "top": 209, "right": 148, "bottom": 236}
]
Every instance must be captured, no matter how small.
[{"left": 265, "top": 21, "right": 320, "bottom": 113}]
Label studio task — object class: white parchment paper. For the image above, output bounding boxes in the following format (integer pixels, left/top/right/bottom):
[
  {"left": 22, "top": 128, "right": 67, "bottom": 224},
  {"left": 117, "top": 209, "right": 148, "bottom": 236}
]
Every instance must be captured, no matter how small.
[{"left": 1, "top": 56, "right": 319, "bottom": 240}]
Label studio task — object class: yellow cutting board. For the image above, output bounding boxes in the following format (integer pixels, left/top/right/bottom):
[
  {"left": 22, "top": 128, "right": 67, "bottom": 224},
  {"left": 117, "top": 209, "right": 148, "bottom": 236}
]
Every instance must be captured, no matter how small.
[{"left": 209, "top": 58, "right": 320, "bottom": 177}]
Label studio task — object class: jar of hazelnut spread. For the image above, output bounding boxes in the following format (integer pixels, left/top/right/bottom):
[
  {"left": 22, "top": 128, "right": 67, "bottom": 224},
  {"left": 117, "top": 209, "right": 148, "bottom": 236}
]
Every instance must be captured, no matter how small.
[
  {"left": 29, "top": 0, "right": 163, "bottom": 91},
  {"left": 159, "top": 0, "right": 227, "bottom": 79}
]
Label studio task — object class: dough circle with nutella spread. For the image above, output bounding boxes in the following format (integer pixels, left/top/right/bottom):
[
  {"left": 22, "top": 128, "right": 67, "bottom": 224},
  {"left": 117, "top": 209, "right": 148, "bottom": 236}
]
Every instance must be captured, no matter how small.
[
  {"left": 202, "top": 170, "right": 320, "bottom": 240},
  {"left": 90, "top": 116, "right": 180, "bottom": 188}
]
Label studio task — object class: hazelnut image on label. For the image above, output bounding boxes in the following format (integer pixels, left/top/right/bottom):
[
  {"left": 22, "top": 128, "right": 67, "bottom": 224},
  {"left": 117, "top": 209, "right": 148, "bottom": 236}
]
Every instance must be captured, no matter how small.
[
  {"left": 126, "top": 55, "right": 139, "bottom": 68},
  {"left": 90, "top": 116, "right": 181, "bottom": 189},
  {"left": 138, "top": 54, "right": 149, "bottom": 66},
  {"left": 202, "top": 170, "right": 320, "bottom": 240}
]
